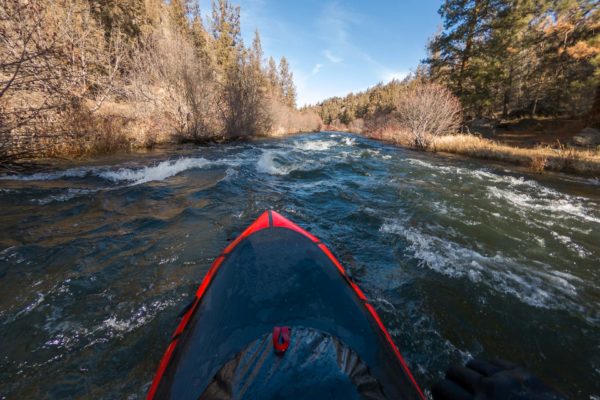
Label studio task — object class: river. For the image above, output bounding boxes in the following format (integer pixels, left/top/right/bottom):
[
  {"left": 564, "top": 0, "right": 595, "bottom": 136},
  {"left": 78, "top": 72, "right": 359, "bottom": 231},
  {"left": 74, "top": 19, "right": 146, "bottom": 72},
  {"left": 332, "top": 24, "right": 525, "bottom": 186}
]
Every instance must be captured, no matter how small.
[{"left": 0, "top": 132, "right": 598, "bottom": 398}]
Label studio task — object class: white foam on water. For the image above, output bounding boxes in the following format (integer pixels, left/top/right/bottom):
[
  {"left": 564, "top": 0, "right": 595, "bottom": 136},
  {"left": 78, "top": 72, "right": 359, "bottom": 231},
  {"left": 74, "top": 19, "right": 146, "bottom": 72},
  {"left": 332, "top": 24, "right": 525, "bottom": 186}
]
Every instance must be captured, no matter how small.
[
  {"left": 0, "top": 167, "right": 94, "bottom": 181},
  {"left": 256, "top": 149, "right": 322, "bottom": 176},
  {"left": 97, "top": 298, "right": 177, "bottom": 336},
  {"left": 42, "top": 298, "right": 177, "bottom": 351},
  {"left": 256, "top": 150, "right": 292, "bottom": 175},
  {"left": 293, "top": 140, "right": 337, "bottom": 151},
  {"left": 379, "top": 219, "right": 582, "bottom": 309},
  {"left": 0, "top": 156, "right": 241, "bottom": 186},
  {"left": 98, "top": 157, "right": 213, "bottom": 184},
  {"left": 550, "top": 231, "right": 592, "bottom": 258},
  {"left": 342, "top": 137, "right": 355, "bottom": 146},
  {"left": 33, "top": 188, "right": 99, "bottom": 205},
  {"left": 487, "top": 186, "right": 600, "bottom": 225},
  {"left": 405, "top": 158, "right": 600, "bottom": 229},
  {"left": 220, "top": 167, "right": 238, "bottom": 182}
]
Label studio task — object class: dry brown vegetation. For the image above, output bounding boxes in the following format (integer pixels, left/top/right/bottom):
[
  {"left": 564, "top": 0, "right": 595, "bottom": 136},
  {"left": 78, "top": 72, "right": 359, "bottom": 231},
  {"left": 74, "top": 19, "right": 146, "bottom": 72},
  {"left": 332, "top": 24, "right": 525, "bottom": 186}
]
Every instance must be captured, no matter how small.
[
  {"left": 359, "top": 82, "right": 600, "bottom": 177},
  {"left": 268, "top": 100, "right": 321, "bottom": 137},
  {"left": 393, "top": 82, "right": 462, "bottom": 148},
  {"left": 0, "top": 0, "right": 320, "bottom": 163},
  {"left": 431, "top": 135, "right": 600, "bottom": 176},
  {"left": 368, "top": 125, "right": 600, "bottom": 176}
]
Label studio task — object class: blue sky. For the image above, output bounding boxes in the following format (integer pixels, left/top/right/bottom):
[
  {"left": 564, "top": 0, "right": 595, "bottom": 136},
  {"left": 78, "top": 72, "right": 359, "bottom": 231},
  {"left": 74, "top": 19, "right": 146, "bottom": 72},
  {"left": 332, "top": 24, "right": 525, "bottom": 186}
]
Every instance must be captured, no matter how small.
[{"left": 200, "top": 0, "right": 444, "bottom": 106}]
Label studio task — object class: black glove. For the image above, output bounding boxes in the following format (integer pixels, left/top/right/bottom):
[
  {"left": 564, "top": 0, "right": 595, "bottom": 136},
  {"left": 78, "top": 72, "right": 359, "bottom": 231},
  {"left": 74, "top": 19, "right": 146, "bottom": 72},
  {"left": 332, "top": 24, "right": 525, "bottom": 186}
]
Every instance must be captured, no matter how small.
[{"left": 432, "top": 358, "right": 566, "bottom": 400}]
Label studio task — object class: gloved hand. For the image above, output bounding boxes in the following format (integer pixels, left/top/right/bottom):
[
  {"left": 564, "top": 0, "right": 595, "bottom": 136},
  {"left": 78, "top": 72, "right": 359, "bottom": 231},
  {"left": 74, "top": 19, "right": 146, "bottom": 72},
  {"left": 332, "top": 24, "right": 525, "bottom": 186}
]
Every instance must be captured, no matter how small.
[{"left": 431, "top": 358, "right": 566, "bottom": 400}]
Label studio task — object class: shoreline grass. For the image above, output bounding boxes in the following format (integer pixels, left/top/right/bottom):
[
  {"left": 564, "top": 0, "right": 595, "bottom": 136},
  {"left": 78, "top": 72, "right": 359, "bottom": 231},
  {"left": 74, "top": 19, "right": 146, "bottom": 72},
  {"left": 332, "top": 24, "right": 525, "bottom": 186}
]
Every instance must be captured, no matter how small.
[
  {"left": 431, "top": 134, "right": 600, "bottom": 177},
  {"left": 367, "top": 128, "right": 600, "bottom": 177}
]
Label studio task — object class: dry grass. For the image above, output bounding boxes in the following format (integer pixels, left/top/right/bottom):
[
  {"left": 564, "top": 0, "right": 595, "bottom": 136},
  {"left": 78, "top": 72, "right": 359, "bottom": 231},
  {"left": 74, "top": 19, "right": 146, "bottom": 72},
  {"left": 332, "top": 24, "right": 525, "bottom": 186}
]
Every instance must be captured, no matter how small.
[
  {"left": 430, "top": 134, "right": 600, "bottom": 176},
  {"left": 267, "top": 100, "right": 321, "bottom": 137}
]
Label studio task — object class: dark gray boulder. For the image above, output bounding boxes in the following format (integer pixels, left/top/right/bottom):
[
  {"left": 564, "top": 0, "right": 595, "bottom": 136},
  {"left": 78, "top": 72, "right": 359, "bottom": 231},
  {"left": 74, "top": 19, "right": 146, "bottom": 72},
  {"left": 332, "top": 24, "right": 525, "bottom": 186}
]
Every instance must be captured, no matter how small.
[
  {"left": 572, "top": 127, "right": 600, "bottom": 147},
  {"left": 467, "top": 118, "right": 498, "bottom": 139},
  {"left": 505, "top": 118, "right": 543, "bottom": 132}
]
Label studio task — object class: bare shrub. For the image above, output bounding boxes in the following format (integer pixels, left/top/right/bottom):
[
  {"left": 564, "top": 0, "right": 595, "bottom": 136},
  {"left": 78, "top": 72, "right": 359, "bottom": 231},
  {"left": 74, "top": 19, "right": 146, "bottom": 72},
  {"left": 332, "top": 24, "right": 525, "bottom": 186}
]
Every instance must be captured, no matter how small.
[
  {"left": 268, "top": 100, "right": 321, "bottom": 136},
  {"left": 363, "top": 114, "right": 412, "bottom": 144},
  {"left": 0, "top": 0, "right": 125, "bottom": 160},
  {"left": 394, "top": 81, "right": 462, "bottom": 148},
  {"left": 129, "top": 22, "right": 222, "bottom": 142},
  {"left": 221, "top": 55, "right": 272, "bottom": 138},
  {"left": 529, "top": 155, "right": 547, "bottom": 173}
]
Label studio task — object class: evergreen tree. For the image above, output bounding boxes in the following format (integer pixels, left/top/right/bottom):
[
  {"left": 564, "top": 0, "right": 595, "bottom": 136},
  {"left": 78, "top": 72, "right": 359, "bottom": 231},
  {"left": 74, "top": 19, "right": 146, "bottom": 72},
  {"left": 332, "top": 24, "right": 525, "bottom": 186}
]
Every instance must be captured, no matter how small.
[
  {"left": 267, "top": 56, "right": 280, "bottom": 97},
  {"left": 279, "top": 57, "right": 296, "bottom": 108},
  {"left": 169, "top": 0, "right": 192, "bottom": 33},
  {"left": 189, "top": 2, "right": 210, "bottom": 61},
  {"left": 426, "top": 0, "right": 598, "bottom": 118},
  {"left": 210, "top": 0, "right": 242, "bottom": 73},
  {"left": 250, "top": 30, "right": 264, "bottom": 70},
  {"left": 427, "top": 0, "right": 509, "bottom": 115}
]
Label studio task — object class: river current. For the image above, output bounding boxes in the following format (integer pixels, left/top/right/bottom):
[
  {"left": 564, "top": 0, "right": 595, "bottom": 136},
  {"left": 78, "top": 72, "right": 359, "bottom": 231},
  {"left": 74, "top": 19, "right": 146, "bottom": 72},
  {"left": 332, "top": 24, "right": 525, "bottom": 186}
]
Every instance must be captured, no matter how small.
[{"left": 0, "top": 133, "right": 598, "bottom": 398}]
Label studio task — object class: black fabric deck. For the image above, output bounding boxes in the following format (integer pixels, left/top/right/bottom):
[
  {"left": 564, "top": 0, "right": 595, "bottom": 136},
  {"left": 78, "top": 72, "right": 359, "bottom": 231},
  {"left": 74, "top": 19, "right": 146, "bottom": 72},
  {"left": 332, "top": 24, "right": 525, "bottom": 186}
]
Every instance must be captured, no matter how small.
[
  {"left": 199, "top": 327, "right": 386, "bottom": 400},
  {"left": 154, "top": 227, "right": 421, "bottom": 399}
]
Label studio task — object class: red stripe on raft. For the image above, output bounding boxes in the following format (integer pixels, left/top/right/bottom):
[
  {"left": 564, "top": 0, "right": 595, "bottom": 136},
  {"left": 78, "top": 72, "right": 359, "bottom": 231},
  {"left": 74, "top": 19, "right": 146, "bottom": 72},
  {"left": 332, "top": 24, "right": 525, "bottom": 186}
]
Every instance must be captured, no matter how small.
[
  {"left": 147, "top": 338, "right": 179, "bottom": 400},
  {"left": 172, "top": 298, "right": 198, "bottom": 339},
  {"left": 148, "top": 213, "right": 271, "bottom": 399},
  {"left": 271, "top": 211, "right": 319, "bottom": 243},
  {"left": 317, "top": 244, "right": 346, "bottom": 275},
  {"left": 317, "top": 244, "right": 368, "bottom": 301},
  {"left": 311, "top": 232, "right": 423, "bottom": 398},
  {"left": 365, "top": 303, "right": 426, "bottom": 400},
  {"left": 195, "top": 256, "right": 224, "bottom": 298},
  {"left": 222, "top": 211, "right": 271, "bottom": 254}
]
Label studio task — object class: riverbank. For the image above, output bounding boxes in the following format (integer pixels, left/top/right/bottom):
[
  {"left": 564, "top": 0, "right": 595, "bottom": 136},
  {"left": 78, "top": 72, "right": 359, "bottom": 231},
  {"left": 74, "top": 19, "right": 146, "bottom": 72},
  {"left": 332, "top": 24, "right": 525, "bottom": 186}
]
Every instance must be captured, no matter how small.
[
  {"left": 0, "top": 97, "right": 321, "bottom": 169},
  {"left": 432, "top": 134, "right": 600, "bottom": 176},
  {"left": 1, "top": 0, "right": 321, "bottom": 164},
  {"left": 358, "top": 126, "right": 600, "bottom": 178}
]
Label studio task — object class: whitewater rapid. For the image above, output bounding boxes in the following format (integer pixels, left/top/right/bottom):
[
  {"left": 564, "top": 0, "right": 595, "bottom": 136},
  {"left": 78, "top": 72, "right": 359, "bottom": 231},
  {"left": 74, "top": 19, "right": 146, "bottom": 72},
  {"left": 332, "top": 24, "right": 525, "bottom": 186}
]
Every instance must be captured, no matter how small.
[{"left": 1, "top": 132, "right": 599, "bottom": 398}]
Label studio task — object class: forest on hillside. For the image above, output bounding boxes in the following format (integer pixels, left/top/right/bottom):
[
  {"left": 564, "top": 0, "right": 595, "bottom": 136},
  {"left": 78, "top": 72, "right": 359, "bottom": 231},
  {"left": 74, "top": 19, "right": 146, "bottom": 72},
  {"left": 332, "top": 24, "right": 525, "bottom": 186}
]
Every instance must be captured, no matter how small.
[
  {"left": 312, "top": 0, "right": 599, "bottom": 129},
  {"left": 0, "top": 0, "right": 320, "bottom": 161}
]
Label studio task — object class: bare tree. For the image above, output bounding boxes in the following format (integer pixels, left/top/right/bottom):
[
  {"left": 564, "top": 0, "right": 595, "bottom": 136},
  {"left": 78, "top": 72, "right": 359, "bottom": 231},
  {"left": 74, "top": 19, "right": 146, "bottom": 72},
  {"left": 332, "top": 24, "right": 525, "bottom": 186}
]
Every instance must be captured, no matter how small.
[
  {"left": 129, "top": 21, "right": 223, "bottom": 141},
  {"left": 0, "top": 0, "right": 124, "bottom": 160},
  {"left": 394, "top": 81, "right": 462, "bottom": 148}
]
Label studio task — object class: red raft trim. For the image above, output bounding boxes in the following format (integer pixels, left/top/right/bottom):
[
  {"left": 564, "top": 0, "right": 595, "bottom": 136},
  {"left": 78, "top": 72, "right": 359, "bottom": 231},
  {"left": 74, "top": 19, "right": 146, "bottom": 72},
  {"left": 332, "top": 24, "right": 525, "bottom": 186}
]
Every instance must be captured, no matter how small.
[
  {"left": 147, "top": 213, "right": 271, "bottom": 400},
  {"left": 147, "top": 338, "right": 180, "bottom": 400},
  {"left": 147, "top": 210, "right": 425, "bottom": 400},
  {"left": 222, "top": 211, "right": 271, "bottom": 255},
  {"left": 271, "top": 211, "right": 320, "bottom": 243}
]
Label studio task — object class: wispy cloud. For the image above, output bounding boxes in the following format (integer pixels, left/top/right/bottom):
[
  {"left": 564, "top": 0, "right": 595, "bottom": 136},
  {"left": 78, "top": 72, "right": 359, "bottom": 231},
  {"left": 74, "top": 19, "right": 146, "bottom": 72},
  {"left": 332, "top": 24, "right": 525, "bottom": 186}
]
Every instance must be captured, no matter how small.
[
  {"left": 318, "top": 2, "right": 363, "bottom": 47},
  {"left": 360, "top": 53, "right": 408, "bottom": 83},
  {"left": 323, "top": 50, "right": 343, "bottom": 63},
  {"left": 381, "top": 70, "right": 408, "bottom": 82},
  {"left": 311, "top": 63, "right": 324, "bottom": 75}
]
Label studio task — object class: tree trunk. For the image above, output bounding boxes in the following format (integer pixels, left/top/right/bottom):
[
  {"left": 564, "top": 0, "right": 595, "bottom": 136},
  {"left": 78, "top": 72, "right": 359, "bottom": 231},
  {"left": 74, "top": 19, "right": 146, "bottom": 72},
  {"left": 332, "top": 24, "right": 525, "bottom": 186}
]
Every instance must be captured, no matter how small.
[
  {"left": 588, "top": 83, "right": 600, "bottom": 127},
  {"left": 502, "top": 64, "right": 513, "bottom": 119},
  {"left": 457, "top": 0, "right": 482, "bottom": 95}
]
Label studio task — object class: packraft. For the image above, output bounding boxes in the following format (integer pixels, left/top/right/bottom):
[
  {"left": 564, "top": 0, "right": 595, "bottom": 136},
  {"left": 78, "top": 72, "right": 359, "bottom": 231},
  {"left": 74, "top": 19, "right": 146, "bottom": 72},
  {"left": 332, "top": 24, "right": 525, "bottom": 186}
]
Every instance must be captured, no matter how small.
[{"left": 148, "top": 210, "right": 425, "bottom": 399}]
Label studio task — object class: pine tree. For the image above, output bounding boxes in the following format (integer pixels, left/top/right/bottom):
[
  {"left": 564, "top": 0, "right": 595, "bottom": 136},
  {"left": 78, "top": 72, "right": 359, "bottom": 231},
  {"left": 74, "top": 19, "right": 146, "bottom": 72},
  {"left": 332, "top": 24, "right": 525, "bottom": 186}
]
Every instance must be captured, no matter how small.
[
  {"left": 169, "top": 0, "right": 192, "bottom": 33},
  {"left": 189, "top": 2, "right": 210, "bottom": 61},
  {"left": 210, "top": 0, "right": 242, "bottom": 73},
  {"left": 427, "top": 0, "right": 505, "bottom": 115},
  {"left": 279, "top": 57, "right": 296, "bottom": 108},
  {"left": 250, "top": 30, "right": 263, "bottom": 70},
  {"left": 266, "top": 56, "right": 280, "bottom": 97}
]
